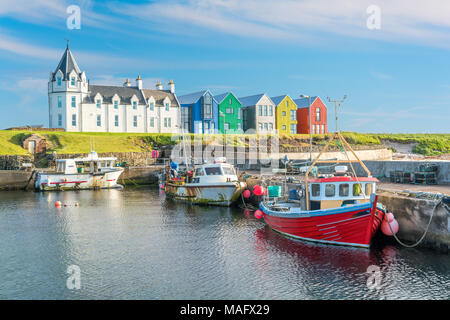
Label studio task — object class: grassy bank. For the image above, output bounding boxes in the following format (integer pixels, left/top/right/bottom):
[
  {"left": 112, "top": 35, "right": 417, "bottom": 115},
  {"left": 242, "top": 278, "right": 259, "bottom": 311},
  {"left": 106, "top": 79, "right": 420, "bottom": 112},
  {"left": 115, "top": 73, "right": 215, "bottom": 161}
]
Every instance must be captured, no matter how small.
[{"left": 0, "top": 130, "right": 448, "bottom": 156}]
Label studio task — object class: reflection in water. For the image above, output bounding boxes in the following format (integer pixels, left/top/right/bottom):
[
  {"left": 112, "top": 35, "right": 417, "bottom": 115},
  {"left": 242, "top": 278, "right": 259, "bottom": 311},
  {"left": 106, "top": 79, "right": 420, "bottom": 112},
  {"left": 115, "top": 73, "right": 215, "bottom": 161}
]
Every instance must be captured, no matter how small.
[{"left": 0, "top": 188, "right": 448, "bottom": 299}]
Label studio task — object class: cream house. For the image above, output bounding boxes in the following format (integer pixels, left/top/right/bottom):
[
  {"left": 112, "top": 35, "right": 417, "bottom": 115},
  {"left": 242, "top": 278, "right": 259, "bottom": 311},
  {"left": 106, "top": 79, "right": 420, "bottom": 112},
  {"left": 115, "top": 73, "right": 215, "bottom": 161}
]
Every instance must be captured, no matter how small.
[{"left": 48, "top": 45, "right": 181, "bottom": 133}]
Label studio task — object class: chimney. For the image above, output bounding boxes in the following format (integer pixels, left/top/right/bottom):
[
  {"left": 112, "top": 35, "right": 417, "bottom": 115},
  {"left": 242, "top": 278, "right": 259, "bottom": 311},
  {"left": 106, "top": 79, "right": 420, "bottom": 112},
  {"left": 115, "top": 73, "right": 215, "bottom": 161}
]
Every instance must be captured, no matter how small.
[
  {"left": 156, "top": 81, "right": 163, "bottom": 90},
  {"left": 168, "top": 79, "right": 175, "bottom": 94},
  {"left": 123, "top": 78, "right": 132, "bottom": 87},
  {"left": 136, "top": 75, "right": 143, "bottom": 89}
]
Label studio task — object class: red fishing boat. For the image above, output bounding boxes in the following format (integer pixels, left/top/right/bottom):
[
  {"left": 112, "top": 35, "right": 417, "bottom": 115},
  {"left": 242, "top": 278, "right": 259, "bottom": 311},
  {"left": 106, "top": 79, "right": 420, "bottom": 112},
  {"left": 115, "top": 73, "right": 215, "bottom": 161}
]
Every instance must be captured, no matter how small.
[{"left": 259, "top": 131, "right": 392, "bottom": 248}]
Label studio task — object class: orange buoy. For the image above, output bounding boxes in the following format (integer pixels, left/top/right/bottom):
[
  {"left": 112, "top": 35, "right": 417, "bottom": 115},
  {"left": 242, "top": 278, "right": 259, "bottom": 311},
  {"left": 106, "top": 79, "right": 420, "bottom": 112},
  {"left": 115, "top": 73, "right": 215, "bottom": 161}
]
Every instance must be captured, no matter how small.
[
  {"left": 254, "top": 210, "right": 263, "bottom": 219},
  {"left": 381, "top": 218, "right": 399, "bottom": 236},
  {"left": 55, "top": 201, "right": 62, "bottom": 207}
]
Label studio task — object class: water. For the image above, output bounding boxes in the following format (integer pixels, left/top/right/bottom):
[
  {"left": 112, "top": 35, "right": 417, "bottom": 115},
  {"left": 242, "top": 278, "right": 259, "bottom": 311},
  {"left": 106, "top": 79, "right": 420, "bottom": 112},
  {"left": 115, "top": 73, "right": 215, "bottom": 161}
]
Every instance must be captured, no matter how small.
[{"left": 0, "top": 188, "right": 449, "bottom": 300}]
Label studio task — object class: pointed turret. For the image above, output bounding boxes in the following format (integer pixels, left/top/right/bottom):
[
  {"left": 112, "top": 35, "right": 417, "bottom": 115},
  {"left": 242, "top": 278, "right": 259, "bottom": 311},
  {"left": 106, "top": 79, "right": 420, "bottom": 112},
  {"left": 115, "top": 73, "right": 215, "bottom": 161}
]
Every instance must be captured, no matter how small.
[{"left": 53, "top": 43, "right": 82, "bottom": 81}]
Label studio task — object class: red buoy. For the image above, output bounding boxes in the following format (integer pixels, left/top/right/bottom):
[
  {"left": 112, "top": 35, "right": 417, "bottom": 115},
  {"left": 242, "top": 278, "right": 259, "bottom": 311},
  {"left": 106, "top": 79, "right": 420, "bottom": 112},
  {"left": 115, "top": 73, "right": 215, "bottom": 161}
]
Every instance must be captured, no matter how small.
[
  {"left": 55, "top": 201, "right": 62, "bottom": 207},
  {"left": 243, "top": 190, "right": 251, "bottom": 198},
  {"left": 386, "top": 212, "right": 395, "bottom": 222},
  {"left": 254, "top": 210, "right": 263, "bottom": 219},
  {"left": 253, "top": 185, "right": 263, "bottom": 196},
  {"left": 381, "top": 218, "right": 399, "bottom": 236}
]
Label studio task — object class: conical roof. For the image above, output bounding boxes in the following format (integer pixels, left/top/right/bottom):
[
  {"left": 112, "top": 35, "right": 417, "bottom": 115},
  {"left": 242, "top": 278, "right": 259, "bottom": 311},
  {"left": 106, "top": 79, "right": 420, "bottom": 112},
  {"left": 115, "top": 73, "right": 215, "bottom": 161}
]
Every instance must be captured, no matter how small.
[{"left": 53, "top": 44, "right": 82, "bottom": 80}]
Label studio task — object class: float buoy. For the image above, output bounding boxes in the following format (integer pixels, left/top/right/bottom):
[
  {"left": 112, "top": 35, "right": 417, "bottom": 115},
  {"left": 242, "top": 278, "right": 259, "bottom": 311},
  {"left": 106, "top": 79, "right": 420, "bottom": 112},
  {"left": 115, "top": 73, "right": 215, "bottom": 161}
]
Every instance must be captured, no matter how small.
[
  {"left": 55, "top": 201, "right": 62, "bottom": 207},
  {"left": 253, "top": 185, "right": 264, "bottom": 196},
  {"left": 254, "top": 210, "right": 263, "bottom": 219},
  {"left": 386, "top": 212, "right": 395, "bottom": 223},
  {"left": 74, "top": 202, "right": 79, "bottom": 207},
  {"left": 381, "top": 218, "right": 399, "bottom": 236},
  {"left": 243, "top": 190, "right": 251, "bottom": 198}
]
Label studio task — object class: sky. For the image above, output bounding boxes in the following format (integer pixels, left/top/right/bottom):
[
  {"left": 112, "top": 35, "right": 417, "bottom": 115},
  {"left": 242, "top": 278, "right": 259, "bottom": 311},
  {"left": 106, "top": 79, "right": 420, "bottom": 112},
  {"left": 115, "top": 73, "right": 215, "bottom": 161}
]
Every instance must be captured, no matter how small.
[{"left": 0, "top": 0, "right": 449, "bottom": 133}]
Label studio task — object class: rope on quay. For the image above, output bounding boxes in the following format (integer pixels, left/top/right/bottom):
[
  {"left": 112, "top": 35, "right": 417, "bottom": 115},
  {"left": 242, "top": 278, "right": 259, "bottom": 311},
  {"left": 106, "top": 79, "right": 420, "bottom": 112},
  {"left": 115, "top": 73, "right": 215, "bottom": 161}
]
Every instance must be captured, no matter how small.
[{"left": 386, "top": 196, "right": 447, "bottom": 248}]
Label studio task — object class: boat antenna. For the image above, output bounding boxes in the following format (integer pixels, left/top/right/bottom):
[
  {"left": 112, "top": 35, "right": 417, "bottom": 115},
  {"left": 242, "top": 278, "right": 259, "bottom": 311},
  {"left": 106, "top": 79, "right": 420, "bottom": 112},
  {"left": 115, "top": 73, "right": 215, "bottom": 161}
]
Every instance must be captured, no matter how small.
[{"left": 326, "top": 95, "right": 347, "bottom": 132}]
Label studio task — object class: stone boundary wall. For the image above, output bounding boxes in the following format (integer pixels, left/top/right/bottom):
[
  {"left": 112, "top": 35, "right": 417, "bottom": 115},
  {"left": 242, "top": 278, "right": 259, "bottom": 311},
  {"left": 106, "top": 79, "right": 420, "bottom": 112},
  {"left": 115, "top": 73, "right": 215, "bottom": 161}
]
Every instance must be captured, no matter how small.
[{"left": 52, "top": 152, "right": 157, "bottom": 167}]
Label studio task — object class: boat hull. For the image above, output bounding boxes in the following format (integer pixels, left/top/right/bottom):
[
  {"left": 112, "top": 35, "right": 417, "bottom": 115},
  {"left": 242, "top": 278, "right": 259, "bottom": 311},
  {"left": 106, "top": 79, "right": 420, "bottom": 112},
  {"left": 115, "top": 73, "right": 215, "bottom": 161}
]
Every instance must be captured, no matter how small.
[
  {"left": 259, "top": 196, "right": 384, "bottom": 248},
  {"left": 34, "top": 169, "right": 124, "bottom": 191},
  {"left": 165, "top": 182, "right": 245, "bottom": 206}
]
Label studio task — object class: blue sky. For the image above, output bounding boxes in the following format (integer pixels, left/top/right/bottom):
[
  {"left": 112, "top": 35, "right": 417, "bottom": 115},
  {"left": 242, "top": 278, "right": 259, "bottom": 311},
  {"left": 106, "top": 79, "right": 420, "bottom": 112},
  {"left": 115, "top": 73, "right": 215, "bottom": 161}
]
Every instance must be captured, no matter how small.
[{"left": 0, "top": 0, "right": 449, "bottom": 133}]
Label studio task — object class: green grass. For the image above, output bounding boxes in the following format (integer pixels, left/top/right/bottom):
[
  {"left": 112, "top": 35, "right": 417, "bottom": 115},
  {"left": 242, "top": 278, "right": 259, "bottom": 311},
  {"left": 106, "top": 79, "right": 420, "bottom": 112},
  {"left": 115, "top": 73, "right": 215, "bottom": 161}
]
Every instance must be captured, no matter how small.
[{"left": 0, "top": 130, "right": 448, "bottom": 156}]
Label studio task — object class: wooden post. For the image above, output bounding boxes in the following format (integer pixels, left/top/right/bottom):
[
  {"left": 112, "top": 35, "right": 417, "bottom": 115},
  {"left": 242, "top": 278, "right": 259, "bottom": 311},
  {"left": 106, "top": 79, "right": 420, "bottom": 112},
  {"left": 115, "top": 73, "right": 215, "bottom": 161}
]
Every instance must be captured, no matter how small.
[{"left": 338, "top": 132, "right": 371, "bottom": 177}]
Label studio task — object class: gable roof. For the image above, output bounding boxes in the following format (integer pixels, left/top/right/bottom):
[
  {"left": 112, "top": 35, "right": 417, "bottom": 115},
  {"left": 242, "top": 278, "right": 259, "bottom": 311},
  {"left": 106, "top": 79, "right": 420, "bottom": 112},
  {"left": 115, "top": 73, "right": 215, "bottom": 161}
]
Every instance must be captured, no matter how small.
[
  {"left": 271, "top": 95, "right": 294, "bottom": 106},
  {"left": 293, "top": 96, "right": 318, "bottom": 109},
  {"left": 177, "top": 90, "right": 216, "bottom": 105},
  {"left": 141, "top": 89, "right": 179, "bottom": 106},
  {"left": 84, "top": 85, "right": 146, "bottom": 104},
  {"left": 53, "top": 45, "right": 82, "bottom": 81},
  {"left": 238, "top": 93, "right": 269, "bottom": 107},
  {"left": 213, "top": 92, "right": 242, "bottom": 105}
]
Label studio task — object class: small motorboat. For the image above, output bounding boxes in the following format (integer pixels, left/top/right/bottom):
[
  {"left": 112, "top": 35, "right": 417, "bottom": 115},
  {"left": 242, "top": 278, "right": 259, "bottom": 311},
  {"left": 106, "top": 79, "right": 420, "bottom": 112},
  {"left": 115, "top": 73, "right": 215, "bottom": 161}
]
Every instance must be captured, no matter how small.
[
  {"left": 35, "top": 151, "right": 124, "bottom": 191},
  {"left": 259, "top": 132, "right": 390, "bottom": 248},
  {"left": 164, "top": 157, "right": 246, "bottom": 206}
]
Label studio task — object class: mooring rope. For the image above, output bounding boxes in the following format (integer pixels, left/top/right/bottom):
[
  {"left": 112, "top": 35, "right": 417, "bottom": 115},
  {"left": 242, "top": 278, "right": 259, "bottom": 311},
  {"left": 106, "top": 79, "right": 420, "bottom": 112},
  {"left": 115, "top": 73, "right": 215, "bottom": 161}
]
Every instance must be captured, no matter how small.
[{"left": 385, "top": 198, "right": 443, "bottom": 248}]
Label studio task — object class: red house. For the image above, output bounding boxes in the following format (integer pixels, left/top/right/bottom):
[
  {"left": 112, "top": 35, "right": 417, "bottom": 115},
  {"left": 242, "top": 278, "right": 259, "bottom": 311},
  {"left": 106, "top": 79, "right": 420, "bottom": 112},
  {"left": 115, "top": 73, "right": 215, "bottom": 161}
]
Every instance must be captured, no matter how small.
[{"left": 293, "top": 96, "right": 327, "bottom": 134}]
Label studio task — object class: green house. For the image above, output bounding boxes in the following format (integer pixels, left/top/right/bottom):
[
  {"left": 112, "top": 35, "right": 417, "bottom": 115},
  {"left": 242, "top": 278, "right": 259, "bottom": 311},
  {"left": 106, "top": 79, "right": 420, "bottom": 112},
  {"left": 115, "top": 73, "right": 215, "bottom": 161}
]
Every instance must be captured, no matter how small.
[{"left": 214, "top": 92, "right": 243, "bottom": 133}]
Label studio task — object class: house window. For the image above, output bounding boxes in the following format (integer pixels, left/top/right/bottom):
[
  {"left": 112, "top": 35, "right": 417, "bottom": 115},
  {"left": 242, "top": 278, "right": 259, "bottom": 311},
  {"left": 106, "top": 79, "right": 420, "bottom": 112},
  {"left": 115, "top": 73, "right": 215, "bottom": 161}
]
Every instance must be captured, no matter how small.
[
  {"left": 258, "top": 123, "right": 263, "bottom": 131},
  {"left": 229, "top": 98, "right": 232, "bottom": 104},
  {"left": 58, "top": 96, "right": 62, "bottom": 108},
  {"left": 133, "top": 101, "right": 137, "bottom": 110},
  {"left": 72, "top": 114, "right": 76, "bottom": 126},
  {"left": 71, "top": 96, "right": 76, "bottom": 108},
  {"left": 312, "top": 125, "right": 315, "bottom": 134},
  {"left": 264, "top": 105, "right": 268, "bottom": 116},
  {"left": 97, "top": 115, "right": 101, "bottom": 127},
  {"left": 237, "top": 109, "right": 242, "bottom": 119},
  {"left": 282, "top": 125, "right": 286, "bottom": 130},
  {"left": 282, "top": 111, "right": 286, "bottom": 116},
  {"left": 258, "top": 105, "right": 262, "bottom": 116},
  {"left": 269, "top": 123, "right": 273, "bottom": 131},
  {"left": 226, "top": 108, "right": 233, "bottom": 114},
  {"left": 114, "top": 101, "right": 118, "bottom": 109},
  {"left": 290, "top": 124, "right": 296, "bottom": 134},
  {"left": 224, "top": 123, "right": 230, "bottom": 131},
  {"left": 237, "top": 123, "right": 242, "bottom": 130},
  {"left": 325, "top": 184, "right": 335, "bottom": 197},
  {"left": 339, "top": 184, "right": 349, "bottom": 197},
  {"left": 57, "top": 77, "right": 62, "bottom": 86},
  {"left": 96, "top": 100, "right": 101, "bottom": 109},
  {"left": 165, "top": 103, "right": 169, "bottom": 111},
  {"left": 202, "top": 94, "right": 213, "bottom": 119},
  {"left": 168, "top": 118, "right": 171, "bottom": 127},
  {"left": 321, "top": 124, "right": 325, "bottom": 134},
  {"left": 149, "top": 102, "right": 154, "bottom": 111},
  {"left": 150, "top": 117, "right": 154, "bottom": 127},
  {"left": 264, "top": 123, "right": 268, "bottom": 131},
  {"left": 291, "top": 110, "right": 296, "bottom": 121},
  {"left": 58, "top": 114, "right": 62, "bottom": 127},
  {"left": 114, "top": 115, "right": 119, "bottom": 127},
  {"left": 71, "top": 77, "right": 75, "bottom": 86},
  {"left": 316, "top": 124, "right": 320, "bottom": 134},
  {"left": 164, "top": 118, "right": 167, "bottom": 128},
  {"left": 133, "top": 115, "right": 137, "bottom": 127},
  {"left": 316, "top": 107, "right": 321, "bottom": 122},
  {"left": 269, "top": 105, "right": 273, "bottom": 116}
]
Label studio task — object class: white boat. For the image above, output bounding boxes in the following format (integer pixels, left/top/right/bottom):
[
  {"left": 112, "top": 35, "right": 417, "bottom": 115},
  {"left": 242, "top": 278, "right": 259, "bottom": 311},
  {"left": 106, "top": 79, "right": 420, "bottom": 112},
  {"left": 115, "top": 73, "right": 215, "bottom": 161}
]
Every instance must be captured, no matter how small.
[
  {"left": 164, "top": 158, "right": 246, "bottom": 206},
  {"left": 35, "top": 151, "right": 124, "bottom": 191}
]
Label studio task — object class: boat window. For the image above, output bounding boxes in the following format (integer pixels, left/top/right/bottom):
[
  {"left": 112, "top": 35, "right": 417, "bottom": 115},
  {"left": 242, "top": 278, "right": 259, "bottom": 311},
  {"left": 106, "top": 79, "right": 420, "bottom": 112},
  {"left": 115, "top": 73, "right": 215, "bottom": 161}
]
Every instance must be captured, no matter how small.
[
  {"left": 365, "top": 183, "right": 373, "bottom": 195},
  {"left": 325, "top": 184, "right": 335, "bottom": 197},
  {"left": 339, "top": 183, "right": 349, "bottom": 196},
  {"left": 205, "top": 167, "right": 222, "bottom": 175},
  {"left": 222, "top": 166, "right": 235, "bottom": 176},
  {"left": 353, "top": 183, "right": 362, "bottom": 196},
  {"left": 311, "top": 184, "right": 320, "bottom": 197},
  {"left": 195, "top": 168, "right": 205, "bottom": 176}
]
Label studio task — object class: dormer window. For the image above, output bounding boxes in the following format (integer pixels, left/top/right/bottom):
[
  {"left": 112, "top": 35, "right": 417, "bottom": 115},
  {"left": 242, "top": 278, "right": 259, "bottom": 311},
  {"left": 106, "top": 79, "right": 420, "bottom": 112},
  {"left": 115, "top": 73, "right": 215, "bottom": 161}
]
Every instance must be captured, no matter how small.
[
  {"left": 149, "top": 102, "right": 154, "bottom": 111},
  {"left": 71, "top": 77, "right": 76, "bottom": 86},
  {"left": 96, "top": 100, "right": 101, "bottom": 109},
  {"left": 316, "top": 107, "right": 321, "bottom": 122},
  {"left": 133, "top": 101, "right": 137, "bottom": 110},
  {"left": 165, "top": 103, "right": 169, "bottom": 111},
  {"left": 114, "top": 101, "right": 118, "bottom": 109},
  {"left": 57, "top": 77, "right": 62, "bottom": 86}
]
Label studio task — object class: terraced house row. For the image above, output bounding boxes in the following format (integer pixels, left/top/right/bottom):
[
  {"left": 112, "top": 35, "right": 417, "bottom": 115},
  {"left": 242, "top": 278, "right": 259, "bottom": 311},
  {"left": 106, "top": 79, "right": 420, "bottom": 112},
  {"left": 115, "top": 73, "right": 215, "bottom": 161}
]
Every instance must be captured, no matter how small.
[{"left": 49, "top": 45, "right": 327, "bottom": 134}]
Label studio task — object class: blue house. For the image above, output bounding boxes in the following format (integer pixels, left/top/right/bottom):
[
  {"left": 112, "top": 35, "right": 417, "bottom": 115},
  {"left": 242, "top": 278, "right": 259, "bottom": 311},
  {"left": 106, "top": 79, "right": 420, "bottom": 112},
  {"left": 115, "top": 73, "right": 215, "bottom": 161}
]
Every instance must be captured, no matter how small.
[{"left": 178, "top": 90, "right": 219, "bottom": 134}]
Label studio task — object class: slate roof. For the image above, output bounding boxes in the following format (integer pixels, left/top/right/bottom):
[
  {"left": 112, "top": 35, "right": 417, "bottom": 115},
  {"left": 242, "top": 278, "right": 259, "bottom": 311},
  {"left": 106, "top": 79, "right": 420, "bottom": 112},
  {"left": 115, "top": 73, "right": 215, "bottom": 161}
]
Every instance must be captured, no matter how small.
[
  {"left": 213, "top": 92, "right": 242, "bottom": 105},
  {"left": 270, "top": 95, "right": 289, "bottom": 106},
  {"left": 53, "top": 45, "right": 82, "bottom": 80},
  {"left": 178, "top": 90, "right": 216, "bottom": 105},
  {"left": 84, "top": 85, "right": 146, "bottom": 104},
  {"left": 141, "top": 89, "right": 179, "bottom": 106},
  {"left": 238, "top": 93, "right": 268, "bottom": 107},
  {"left": 293, "top": 96, "right": 318, "bottom": 109}
]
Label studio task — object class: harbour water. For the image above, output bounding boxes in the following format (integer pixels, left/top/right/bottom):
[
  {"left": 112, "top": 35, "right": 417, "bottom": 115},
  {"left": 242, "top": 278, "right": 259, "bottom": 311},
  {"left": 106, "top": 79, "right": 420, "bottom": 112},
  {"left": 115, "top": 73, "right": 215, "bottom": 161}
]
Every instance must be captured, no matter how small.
[{"left": 0, "top": 188, "right": 449, "bottom": 300}]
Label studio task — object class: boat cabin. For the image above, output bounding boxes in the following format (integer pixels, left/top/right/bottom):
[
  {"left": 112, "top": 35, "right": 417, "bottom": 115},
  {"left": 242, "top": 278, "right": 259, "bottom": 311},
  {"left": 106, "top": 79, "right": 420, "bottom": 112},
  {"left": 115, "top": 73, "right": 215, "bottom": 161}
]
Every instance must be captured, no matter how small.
[
  {"left": 55, "top": 152, "right": 117, "bottom": 175},
  {"left": 191, "top": 163, "right": 238, "bottom": 184},
  {"left": 308, "top": 176, "right": 378, "bottom": 210}
]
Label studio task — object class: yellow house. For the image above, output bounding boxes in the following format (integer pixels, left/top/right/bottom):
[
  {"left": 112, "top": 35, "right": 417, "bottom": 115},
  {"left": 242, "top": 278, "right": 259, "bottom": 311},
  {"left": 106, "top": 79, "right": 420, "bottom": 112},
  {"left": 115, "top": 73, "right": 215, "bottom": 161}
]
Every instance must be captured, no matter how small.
[{"left": 270, "top": 95, "right": 298, "bottom": 134}]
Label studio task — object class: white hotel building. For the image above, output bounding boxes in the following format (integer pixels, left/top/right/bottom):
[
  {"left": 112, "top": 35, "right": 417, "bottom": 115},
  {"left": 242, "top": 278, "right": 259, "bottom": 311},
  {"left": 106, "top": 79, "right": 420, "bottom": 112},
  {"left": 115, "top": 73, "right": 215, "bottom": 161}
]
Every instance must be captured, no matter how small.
[{"left": 48, "top": 45, "right": 181, "bottom": 133}]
